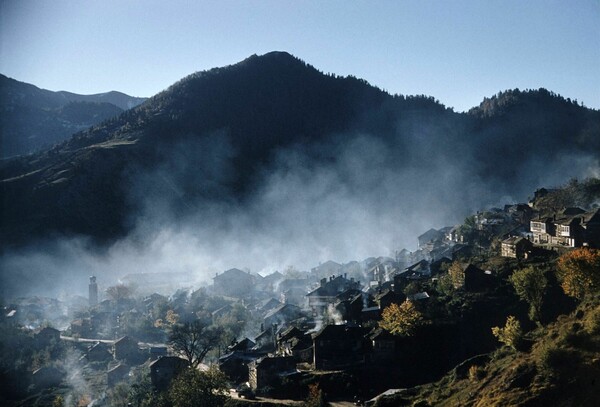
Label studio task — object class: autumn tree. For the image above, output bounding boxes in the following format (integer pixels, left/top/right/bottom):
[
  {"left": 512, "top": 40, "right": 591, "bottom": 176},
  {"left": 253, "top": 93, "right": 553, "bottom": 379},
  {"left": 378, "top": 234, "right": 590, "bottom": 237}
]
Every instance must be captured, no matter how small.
[
  {"left": 304, "top": 383, "right": 327, "bottom": 407},
  {"left": 379, "top": 301, "right": 423, "bottom": 336},
  {"left": 448, "top": 261, "right": 465, "bottom": 289},
  {"left": 509, "top": 266, "right": 547, "bottom": 324},
  {"left": 168, "top": 320, "right": 222, "bottom": 368},
  {"left": 557, "top": 248, "right": 600, "bottom": 299},
  {"left": 492, "top": 315, "right": 523, "bottom": 350}
]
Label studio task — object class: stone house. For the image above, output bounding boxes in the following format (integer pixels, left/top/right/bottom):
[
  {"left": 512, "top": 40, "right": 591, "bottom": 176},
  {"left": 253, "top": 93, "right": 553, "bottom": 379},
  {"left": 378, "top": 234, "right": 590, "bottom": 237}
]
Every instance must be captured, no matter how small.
[
  {"left": 32, "top": 366, "right": 65, "bottom": 389},
  {"left": 34, "top": 327, "right": 60, "bottom": 348},
  {"left": 463, "top": 264, "right": 494, "bottom": 292},
  {"left": 312, "top": 325, "right": 369, "bottom": 370},
  {"left": 501, "top": 236, "right": 533, "bottom": 259},
  {"left": 149, "top": 356, "right": 189, "bottom": 390},
  {"left": 277, "top": 326, "right": 313, "bottom": 363},
  {"left": 530, "top": 208, "right": 600, "bottom": 248},
  {"left": 248, "top": 356, "right": 297, "bottom": 390},
  {"left": 219, "top": 351, "right": 261, "bottom": 384},
  {"left": 113, "top": 335, "right": 139, "bottom": 361},
  {"left": 306, "top": 274, "right": 361, "bottom": 316},
  {"left": 85, "top": 342, "right": 113, "bottom": 362},
  {"left": 213, "top": 268, "right": 255, "bottom": 298},
  {"left": 107, "top": 363, "right": 130, "bottom": 387},
  {"left": 369, "top": 328, "right": 396, "bottom": 362},
  {"left": 263, "top": 303, "right": 304, "bottom": 328}
]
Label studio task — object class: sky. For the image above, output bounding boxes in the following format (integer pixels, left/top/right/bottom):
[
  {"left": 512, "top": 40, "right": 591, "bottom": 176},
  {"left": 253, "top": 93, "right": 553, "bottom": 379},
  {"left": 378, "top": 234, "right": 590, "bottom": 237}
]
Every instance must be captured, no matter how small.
[{"left": 1, "top": 0, "right": 598, "bottom": 112}]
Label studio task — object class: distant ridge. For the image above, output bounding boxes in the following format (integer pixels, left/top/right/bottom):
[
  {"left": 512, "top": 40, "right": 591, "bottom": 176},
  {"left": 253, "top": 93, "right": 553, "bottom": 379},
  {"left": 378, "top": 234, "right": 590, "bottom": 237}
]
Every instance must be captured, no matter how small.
[{"left": 0, "top": 74, "right": 147, "bottom": 157}]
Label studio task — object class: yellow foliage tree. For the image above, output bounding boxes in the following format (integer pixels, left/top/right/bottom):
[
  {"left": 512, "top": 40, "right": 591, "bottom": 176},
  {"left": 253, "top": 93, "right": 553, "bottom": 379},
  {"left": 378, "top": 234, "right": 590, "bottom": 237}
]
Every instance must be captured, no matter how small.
[
  {"left": 491, "top": 315, "right": 523, "bottom": 350},
  {"left": 448, "top": 261, "right": 465, "bottom": 289},
  {"left": 379, "top": 301, "right": 423, "bottom": 336},
  {"left": 557, "top": 248, "right": 600, "bottom": 299}
]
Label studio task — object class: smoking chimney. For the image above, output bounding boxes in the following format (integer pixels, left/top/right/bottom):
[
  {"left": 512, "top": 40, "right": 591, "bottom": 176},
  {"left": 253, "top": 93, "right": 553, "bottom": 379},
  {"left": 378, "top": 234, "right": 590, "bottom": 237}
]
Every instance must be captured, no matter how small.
[{"left": 89, "top": 276, "right": 98, "bottom": 307}]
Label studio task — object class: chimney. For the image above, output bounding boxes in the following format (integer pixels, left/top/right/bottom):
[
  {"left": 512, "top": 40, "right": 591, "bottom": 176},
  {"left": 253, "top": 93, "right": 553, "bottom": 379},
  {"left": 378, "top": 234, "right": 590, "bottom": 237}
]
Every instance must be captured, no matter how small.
[{"left": 320, "top": 278, "right": 327, "bottom": 287}]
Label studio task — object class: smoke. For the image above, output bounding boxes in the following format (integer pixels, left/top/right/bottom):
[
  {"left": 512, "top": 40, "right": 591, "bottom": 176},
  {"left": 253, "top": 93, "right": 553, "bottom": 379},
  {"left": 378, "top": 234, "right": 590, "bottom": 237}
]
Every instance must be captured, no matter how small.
[
  {"left": 326, "top": 303, "right": 344, "bottom": 325},
  {"left": 60, "top": 348, "right": 92, "bottom": 407},
  {"left": 1, "top": 113, "right": 599, "bottom": 299}
]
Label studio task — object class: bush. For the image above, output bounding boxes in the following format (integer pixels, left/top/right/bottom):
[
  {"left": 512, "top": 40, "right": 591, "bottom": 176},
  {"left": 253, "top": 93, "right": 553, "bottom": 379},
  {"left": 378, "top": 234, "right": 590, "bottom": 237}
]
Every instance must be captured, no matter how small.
[
  {"left": 535, "top": 342, "right": 577, "bottom": 378},
  {"left": 492, "top": 316, "right": 523, "bottom": 350},
  {"left": 585, "top": 306, "right": 600, "bottom": 334},
  {"left": 468, "top": 365, "right": 485, "bottom": 382}
]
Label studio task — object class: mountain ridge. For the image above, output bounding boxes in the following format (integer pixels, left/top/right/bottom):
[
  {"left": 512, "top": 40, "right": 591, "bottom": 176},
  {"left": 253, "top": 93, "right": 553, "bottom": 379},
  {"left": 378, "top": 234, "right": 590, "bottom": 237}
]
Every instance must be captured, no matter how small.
[
  {"left": 1, "top": 51, "right": 599, "bottom": 250},
  {"left": 0, "top": 74, "right": 147, "bottom": 158}
]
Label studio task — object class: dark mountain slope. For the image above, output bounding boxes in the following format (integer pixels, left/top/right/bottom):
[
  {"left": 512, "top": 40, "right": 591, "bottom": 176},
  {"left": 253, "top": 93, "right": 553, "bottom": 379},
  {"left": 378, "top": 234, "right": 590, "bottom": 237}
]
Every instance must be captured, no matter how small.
[
  {"left": 467, "top": 88, "right": 600, "bottom": 191},
  {"left": 1, "top": 52, "right": 598, "bottom": 249},
  {"left": 0, "top": 52, "right": 456, "bottom": 246},
  {"left": 0, "top": 74, "right": 146, "bottom": 157}
]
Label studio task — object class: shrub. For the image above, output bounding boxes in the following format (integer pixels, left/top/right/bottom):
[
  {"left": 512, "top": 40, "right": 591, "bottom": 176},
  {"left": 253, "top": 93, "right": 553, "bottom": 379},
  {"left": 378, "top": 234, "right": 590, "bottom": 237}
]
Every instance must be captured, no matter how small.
[
  {"left": 492, "top": 316, "right": 523, "bottom": 350},
  {"left": 536, "top": 343, "right": 573, "bottom": 377},
  {"left": 468, "top": 365, "right": 485, "bottom": 382},
  {"left": 585, "top": 306, "right": 600, "bottom": 334}
]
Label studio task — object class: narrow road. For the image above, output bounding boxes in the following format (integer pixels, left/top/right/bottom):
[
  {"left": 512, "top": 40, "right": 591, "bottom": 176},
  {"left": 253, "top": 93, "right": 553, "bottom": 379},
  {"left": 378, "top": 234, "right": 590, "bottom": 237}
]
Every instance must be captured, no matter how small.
[{"left": 60, "top": 335, "right": 167, "bottom": 348}]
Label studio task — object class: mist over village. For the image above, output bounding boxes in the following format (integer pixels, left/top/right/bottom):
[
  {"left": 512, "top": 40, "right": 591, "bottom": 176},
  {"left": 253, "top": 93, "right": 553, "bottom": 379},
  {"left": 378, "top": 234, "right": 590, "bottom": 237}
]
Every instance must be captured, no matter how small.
[{"left": 1, "top": 2, "right": 600, "bottom": 407}]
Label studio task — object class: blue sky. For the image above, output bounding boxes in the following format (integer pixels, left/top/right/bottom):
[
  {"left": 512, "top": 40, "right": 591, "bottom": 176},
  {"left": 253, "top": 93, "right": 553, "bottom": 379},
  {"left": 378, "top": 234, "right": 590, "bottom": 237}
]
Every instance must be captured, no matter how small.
[{"left": 1, "top": 0, "right": 598, "bottom": 112}]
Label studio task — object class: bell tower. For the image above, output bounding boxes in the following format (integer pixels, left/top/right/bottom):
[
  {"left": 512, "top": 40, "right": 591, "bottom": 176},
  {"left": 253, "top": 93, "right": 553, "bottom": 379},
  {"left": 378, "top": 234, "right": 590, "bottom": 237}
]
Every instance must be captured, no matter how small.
[{"left": 89, "top": 276, "right": 98, "bottom": 307}]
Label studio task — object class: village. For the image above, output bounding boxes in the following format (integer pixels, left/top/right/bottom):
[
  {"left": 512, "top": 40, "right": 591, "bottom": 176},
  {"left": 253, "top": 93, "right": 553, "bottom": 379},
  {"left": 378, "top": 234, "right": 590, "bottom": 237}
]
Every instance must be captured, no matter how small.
[{"left": 2, "top": 188, "right": 600, "bottom": 406}]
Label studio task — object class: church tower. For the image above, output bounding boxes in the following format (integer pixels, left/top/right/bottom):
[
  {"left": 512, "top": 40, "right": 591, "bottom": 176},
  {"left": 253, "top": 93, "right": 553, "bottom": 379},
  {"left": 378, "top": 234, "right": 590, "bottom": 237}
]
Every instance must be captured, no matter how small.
[{"left": 89, "top": 276, "right": 98, "bottom": 307}]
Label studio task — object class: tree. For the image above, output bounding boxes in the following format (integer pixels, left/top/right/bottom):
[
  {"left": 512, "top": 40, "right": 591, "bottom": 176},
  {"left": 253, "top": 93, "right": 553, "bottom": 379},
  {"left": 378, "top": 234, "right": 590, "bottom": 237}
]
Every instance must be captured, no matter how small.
[
  {"left": 448, "top": 261, "right": 465, "bottom": 289},
  {"left": 379, "top": 301, "right": 423, "bottom": 336},
  {"left": 168, "top": 320, "right": 222, "bottom": 368},
  {"left": 557, "top": 248, "right": 600, "bottom": 299},
  {"left": 491, "top": 315, "right": 523, "bottom": 350},
  {"left": 509, "top": 266, "right": 547, "bottom": 324},
  {"left": 304, "top": 383, "right": 327, "bottom": 407},
  {"left": 168, "top": 367, "right": 229, "bottom": 407}
]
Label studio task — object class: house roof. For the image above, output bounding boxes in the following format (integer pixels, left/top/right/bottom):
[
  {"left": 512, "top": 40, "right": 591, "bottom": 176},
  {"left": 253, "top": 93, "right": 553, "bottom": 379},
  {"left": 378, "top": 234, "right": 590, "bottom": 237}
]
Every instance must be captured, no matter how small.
[
  {"left": 257, "top": 297, "right": 281, "bottom": 311},
  {"left": 312, "top": 324, "right": 367, "bottom": 341},
  {"left": 108, "top": 363, "right": 129, "bottom": 374},
  {"left": 369, "top": 327, "right": 395, "bottom": 341},
  {"left": 213, "top": 268, "right": 252, "bottom": 281},
  {"left": 229, "top": 338, "right": 256, "bottom": 351},
  {"left": 405, "top": 260, "right": 429, "bottom": 273},
  {"left": 149, "top": 356, "right": 188, "bottom": 369},
  {"left": 114, "top": 336, "right": 137, "bottom": 346},
  {"left": 262, "top": 271, "right": 284, "bottom": 283},
  {"left": 278, "top": 326, "right": 304, "bottom": 341},
  {"left": 88, "top": 341, "right": 110, "bottom": 352},
  {"left": 264, "top": 303, "right": 302, "bottom": 320},
  {"left": 502, "top": 236, "right": 529, "bottom": 245},
  {"left": 418, "top": 228, "right": 442, "bottom": 243},
  {"left": 560, "top": 207, "right": 586, "bottom": 216},
  {"left": 36, "top": 326, "right": 60, "bottom": 335},
  {"left": 212, "top": 304, "right": 233, "bottom": 316},
  {"left": 408, "top": 292, "right": 430, "bottom": 301},
  {"left": 219, "top": 351, "right": 260, "bottom": 364},
  {"left": 307, "top": 275, "right": 359, "bottom": 297}
]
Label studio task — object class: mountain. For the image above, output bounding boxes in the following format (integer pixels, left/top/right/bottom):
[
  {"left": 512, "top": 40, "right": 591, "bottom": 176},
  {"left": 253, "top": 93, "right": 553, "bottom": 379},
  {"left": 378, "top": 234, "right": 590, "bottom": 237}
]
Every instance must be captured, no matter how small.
[
  {"left": 0, "top": 74, "right": 146, "bottom": 158},
  {"left": 0, "top": 52, "right": 599, "bottom": 250}
]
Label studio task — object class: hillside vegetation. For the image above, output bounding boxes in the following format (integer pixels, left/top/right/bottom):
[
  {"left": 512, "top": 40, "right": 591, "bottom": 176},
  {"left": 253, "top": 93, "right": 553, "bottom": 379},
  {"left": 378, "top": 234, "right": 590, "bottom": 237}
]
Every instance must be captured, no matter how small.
[{"left": 376, "top": 249, "right": 600, "bottom": 407}]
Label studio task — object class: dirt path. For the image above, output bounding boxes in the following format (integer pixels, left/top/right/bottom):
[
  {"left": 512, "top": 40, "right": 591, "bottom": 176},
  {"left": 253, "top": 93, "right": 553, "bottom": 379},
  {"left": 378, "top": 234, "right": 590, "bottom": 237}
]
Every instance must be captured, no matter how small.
[{"left": 229, "top": 389, "right": 303, "bottom": 405}]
